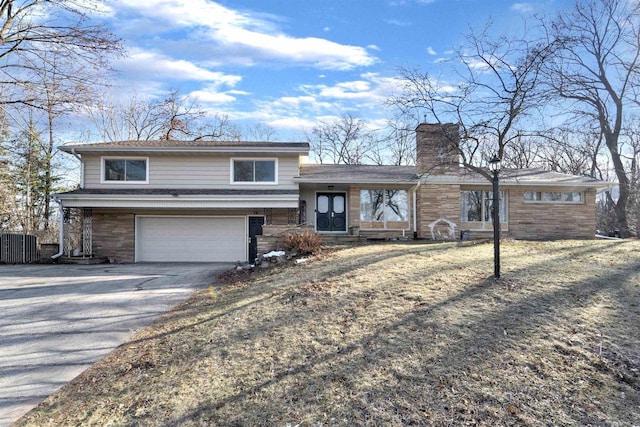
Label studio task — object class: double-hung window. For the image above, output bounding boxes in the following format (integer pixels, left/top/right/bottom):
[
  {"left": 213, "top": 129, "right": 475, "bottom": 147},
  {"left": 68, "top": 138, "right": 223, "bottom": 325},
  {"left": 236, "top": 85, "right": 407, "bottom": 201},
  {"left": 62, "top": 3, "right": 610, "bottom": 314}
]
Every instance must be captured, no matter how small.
[
  {"left": 102, "top": 158, "right": 148, "bottom": 183},
  {"left": 232, "top": 159, "right": 277, "bottom": 184}
]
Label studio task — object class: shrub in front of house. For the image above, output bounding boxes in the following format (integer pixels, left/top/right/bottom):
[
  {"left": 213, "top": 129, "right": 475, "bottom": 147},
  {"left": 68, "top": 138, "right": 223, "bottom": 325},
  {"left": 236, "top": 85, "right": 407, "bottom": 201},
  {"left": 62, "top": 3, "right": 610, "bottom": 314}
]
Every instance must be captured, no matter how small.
[{"left": 282, "top": 231, "right": 323, "bottom": 255}]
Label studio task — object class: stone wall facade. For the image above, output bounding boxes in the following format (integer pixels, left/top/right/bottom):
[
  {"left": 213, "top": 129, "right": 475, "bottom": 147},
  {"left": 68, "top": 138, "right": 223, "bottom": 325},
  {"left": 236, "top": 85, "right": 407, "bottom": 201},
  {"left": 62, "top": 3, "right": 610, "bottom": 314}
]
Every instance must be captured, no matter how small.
[
  {"left": 90, "top": 208, "right": 298, "bottom": 263},
  {"left": 416, "top": 184, "right": 461, "bottom": 240},
  {"left": 507, "top": 188, "right": 597, "bottom": 239},
  {"left": 92, "top": 211, "right": 135, "bottom": 263},
  {"left": 416, "top": 123, "right": 460, "bottom": 175}
]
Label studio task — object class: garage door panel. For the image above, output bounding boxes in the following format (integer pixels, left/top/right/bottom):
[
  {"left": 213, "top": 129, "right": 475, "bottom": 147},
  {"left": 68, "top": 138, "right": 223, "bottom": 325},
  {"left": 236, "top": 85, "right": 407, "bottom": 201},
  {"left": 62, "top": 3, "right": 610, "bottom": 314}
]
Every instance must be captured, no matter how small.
[{"left": 137, "top": 217, "right": 245, "bottom": 262}]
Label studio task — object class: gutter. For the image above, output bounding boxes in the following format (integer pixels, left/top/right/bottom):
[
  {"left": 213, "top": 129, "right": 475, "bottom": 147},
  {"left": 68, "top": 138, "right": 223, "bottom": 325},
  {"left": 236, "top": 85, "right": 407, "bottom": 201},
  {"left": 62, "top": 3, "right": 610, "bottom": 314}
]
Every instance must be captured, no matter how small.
[
  {"left": 71, "top": 148, "right": 84, "bottom": 189},
  {"left": 51, "top": 196, "right": 65, "bottom": 259}
]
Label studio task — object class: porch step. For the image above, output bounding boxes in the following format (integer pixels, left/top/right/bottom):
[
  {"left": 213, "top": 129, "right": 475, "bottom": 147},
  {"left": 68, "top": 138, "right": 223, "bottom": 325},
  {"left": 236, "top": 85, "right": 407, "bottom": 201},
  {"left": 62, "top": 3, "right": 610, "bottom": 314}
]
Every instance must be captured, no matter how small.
[{"left": 58, "top": 256, "right": 110, "bottom": 265}]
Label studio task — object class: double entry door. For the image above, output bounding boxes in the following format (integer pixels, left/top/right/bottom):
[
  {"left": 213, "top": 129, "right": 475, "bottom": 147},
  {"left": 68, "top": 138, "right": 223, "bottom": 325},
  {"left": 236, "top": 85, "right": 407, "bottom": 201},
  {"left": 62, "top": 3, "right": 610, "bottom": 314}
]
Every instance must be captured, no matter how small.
[{"left": 316, "top": 193, "right": 346, "bottom": 232}]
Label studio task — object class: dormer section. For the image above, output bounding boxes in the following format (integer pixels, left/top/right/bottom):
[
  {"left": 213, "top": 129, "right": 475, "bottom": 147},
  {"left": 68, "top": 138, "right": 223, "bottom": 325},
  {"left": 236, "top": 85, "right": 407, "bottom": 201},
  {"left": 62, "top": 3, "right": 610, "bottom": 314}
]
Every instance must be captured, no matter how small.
[{"left": 415, "top": 123, "right": 460, "bottom": 175}]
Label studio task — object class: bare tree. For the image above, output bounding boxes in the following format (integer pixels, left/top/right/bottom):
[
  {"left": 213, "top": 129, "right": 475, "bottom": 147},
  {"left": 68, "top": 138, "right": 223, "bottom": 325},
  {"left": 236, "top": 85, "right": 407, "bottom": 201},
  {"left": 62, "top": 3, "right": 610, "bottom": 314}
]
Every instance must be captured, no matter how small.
[
  {"left": 88, "top": 92, "right": 239, "bottom": 142},
  {"left": 0, "top": 0, "right": 122, "bottom": 107},
  {"left": 532, "top": 128, "right": 607, "bottom": 177},
  {"left": 369, "top": 121, "right": 416, "bottom": 166},
  {"left": 244, "top": 122, "right": 278, "bottom": 142},
  {"left": 307, "top": 114, "right": 373, "bottom": 164},
  {"left": 543, "top": 0, "right": 640, "bottom": 237},
  {"left": 390, "top": 22, "right": 557, "bottom": 179}
]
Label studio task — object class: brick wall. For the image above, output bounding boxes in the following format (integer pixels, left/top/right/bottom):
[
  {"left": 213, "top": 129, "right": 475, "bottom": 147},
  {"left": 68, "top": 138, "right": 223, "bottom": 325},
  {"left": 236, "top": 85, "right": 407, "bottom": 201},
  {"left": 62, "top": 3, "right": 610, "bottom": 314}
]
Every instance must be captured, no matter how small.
[
  {"left": 348, "top": 186, "right": 361, "bottom": 229},
  {"left": 416, "top": 123, "right": 460, "bottom": 175},
  {"left": 507, "top": 188, "right": 597, "bottom": 239},
  {"left": 92, "top": 212, "right": 135, "bottom": 262},
  {"left": 417, "top": 184, "right": 461, "bottom": 239}
]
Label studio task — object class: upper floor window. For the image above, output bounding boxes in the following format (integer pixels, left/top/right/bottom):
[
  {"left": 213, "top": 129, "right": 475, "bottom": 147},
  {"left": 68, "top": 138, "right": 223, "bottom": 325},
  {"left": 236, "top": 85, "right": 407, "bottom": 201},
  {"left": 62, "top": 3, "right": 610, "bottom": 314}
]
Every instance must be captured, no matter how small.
[
  {"left": 524, "top": 191, "right": 583, "bottom": 203},
  {"left": 232, "top": 159, "right": 277, "bottom": 184},
  {"left": 102, "top": 158, "right": 148, "bottom": 183}
]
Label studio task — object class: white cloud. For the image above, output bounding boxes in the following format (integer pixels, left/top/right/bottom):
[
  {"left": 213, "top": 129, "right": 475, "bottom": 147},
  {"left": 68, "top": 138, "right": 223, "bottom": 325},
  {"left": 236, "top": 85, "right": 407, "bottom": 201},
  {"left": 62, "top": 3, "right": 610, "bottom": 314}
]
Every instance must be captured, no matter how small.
[
  {"left": 108, "top": 0, "right": 378, "bottom": 70},
  {"left": 267, "top": 117, "right": 317, "bottom": 131},
  {"left": 117, "top": 49, "right": 242, "bottom": 84},
  {"left": 511, "top": 3, "right": 534, "bottom": 13},
  {"left": 188, "top": 85, "right": 249, "bottom": 105},
  {"left": 427, "top": 46, "right": 437, "bottom": 55}
]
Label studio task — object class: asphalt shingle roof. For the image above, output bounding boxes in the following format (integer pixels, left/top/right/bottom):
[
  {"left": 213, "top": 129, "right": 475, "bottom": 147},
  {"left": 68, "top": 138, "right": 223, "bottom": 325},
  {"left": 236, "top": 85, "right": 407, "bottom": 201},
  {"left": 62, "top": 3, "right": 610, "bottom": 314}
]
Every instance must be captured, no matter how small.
[
  {"left": 297, "top": 164, "right": 605, "bottom": 187},
  {"left": 298, "top": 164, "right": 418, "bottom": 183}
]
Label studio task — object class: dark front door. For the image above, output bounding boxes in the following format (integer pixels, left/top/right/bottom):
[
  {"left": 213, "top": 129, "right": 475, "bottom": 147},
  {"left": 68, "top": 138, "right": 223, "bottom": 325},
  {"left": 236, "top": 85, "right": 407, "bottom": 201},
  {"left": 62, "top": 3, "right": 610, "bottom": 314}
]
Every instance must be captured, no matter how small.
[
  {"left": 248, "top": 216, "right": 265, "bottom": 262},
  {"left": 316, "top": 193, "right": 347, "bottom": 232}
]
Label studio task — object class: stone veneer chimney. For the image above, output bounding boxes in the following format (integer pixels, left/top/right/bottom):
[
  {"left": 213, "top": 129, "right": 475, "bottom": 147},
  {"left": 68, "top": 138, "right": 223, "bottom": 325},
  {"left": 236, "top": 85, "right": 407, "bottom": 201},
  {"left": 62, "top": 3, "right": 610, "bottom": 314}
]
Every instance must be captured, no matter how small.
[{"left": 415, "top": 123, "right": 460, "bottom": 175}]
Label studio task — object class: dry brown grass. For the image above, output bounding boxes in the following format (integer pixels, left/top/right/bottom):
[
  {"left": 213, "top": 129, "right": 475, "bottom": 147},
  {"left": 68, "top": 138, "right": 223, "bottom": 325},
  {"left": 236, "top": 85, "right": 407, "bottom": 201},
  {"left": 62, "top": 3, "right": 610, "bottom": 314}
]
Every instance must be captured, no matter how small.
[{"left": 16, "top": 240, "right": 640, "bottom": 426}]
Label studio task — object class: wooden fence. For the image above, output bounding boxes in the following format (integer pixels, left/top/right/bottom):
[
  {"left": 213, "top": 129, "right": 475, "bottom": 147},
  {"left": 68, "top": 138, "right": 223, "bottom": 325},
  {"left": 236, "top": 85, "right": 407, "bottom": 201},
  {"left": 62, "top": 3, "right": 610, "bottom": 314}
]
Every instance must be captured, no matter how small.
[{"left": 0, "top": 233, "right": 39, "bottom": 264}]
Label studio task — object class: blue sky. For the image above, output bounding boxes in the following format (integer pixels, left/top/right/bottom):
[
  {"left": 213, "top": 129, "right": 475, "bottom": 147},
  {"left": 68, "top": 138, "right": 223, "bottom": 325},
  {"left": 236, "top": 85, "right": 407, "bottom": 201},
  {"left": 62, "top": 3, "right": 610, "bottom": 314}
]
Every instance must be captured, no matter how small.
[{"left": 92, "top": 0, "right": 573, "bottom": 140}]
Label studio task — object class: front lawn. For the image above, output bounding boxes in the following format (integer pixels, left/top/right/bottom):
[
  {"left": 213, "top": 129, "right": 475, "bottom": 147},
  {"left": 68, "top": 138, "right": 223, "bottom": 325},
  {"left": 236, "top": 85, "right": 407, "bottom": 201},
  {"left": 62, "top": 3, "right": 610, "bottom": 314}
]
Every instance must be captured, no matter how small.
[{"left": 16, "top": 240, "right": 640, "bottom": 426}]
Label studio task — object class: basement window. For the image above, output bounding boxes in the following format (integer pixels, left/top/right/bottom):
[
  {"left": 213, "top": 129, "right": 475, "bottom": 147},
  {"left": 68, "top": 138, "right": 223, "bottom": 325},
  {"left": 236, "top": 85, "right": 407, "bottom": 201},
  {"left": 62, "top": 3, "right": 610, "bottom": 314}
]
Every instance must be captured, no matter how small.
[{"left": 102, "top": 158, "right": 148, "bottom": 183}]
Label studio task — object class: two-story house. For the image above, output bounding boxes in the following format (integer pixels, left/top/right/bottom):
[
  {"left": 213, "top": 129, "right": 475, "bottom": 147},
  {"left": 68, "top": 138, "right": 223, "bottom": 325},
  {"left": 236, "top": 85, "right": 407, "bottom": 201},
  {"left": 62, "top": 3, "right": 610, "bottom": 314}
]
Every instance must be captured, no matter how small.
[{"left": 55, "top": 123, "right": 607, "bottom": 263}]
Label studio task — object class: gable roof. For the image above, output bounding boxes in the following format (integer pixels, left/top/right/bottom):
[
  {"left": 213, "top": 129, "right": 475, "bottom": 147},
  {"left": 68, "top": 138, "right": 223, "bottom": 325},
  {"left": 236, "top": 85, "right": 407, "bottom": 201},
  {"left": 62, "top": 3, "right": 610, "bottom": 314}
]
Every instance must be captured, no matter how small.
[
  {"left": 59, "top": 140, "right": 309, "bottom": 155},
  {"left": 296, "top": 164, "right": 607, "bottom": 188}
]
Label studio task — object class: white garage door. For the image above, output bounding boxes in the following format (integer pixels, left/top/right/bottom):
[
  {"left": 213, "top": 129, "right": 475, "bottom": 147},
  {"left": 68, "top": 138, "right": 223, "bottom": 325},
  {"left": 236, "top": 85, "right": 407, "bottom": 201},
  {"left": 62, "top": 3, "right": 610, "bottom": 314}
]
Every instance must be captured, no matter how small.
[{"left": 136, "top": 216, "right": 246, "bottom": 262}]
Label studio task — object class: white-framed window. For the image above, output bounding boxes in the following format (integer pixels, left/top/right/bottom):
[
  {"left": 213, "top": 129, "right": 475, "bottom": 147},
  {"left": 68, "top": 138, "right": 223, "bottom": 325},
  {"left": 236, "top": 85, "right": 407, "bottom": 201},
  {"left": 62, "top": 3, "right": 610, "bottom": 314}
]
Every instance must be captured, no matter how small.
[
  {"left": 524, "top": 191, "right": 583, "bottom": 203},
  {"left": 101, "top": 157, "right": 148, "bottom": 183},
  {"left": 231, "top": 158, "right": 277, "bottom": 184},
  {"left": 461, "top": 190, "right": 507, "bottom": 223},
  {"left": 360, "top": 189, "right": 409, "bottom": 222}
]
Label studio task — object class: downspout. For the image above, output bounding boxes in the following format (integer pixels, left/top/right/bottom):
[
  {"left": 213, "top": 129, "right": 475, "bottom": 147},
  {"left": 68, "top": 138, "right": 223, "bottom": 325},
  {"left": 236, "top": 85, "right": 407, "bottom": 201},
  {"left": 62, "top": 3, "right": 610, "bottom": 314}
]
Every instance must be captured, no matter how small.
[
  {"left": 71, "top": 148, "right": 84, "bottom": 189},
  {"left": 51, "top": 147, "right": 82, "bottom": 259},
  {"left": 412, "top": 177, "right": 422, "bottom": 239},
  {"left": 51, "top": 196, "right": 65, "bottom": 259}
]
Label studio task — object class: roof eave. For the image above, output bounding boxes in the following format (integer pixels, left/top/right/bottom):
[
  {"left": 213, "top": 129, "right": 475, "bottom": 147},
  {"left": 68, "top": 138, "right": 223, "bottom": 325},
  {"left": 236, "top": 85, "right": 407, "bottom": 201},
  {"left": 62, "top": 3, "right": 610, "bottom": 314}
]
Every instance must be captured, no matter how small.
[
  {"left": 294, "top": 177, "right": 417, "bottom": 185},
  {"left": 56, "top": 193, "right": 299, "bottom": 209},
  {"left": 59, "top": 145, "right": 309, "bottom": 155}
]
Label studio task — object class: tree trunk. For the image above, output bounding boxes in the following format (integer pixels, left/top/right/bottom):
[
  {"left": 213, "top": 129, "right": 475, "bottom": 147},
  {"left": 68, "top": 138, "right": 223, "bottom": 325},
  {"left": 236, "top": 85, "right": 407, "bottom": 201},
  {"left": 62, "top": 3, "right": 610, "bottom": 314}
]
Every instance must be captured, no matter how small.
[{"left": 607, "top": 133, "right": 631, "bottom": 237}]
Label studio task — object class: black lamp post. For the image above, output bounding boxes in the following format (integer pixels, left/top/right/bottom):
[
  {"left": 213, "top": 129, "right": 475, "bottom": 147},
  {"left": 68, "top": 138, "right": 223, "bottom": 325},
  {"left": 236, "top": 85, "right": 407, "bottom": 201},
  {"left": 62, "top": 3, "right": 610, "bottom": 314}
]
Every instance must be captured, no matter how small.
[{"left": 489, "top": 155, "right": 502, "bottom": 278}]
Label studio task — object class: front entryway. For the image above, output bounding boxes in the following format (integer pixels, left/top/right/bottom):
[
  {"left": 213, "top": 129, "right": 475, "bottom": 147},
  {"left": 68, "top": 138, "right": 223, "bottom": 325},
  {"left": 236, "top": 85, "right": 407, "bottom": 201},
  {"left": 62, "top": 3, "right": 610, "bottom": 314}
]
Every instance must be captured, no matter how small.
[
  {"left": 248, "top": 216, "right": 265, "bottom": 262},
  {"left": 316, "top": 192, "right": 347, "bottom": 232}
]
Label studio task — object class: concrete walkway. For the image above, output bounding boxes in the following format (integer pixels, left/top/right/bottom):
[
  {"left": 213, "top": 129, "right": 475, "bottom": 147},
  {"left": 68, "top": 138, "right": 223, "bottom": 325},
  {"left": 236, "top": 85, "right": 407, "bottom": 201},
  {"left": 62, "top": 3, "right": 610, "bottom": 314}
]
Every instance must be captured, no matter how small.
[{"left": 0, "top": 263, "right": 231, "bottom": 426}]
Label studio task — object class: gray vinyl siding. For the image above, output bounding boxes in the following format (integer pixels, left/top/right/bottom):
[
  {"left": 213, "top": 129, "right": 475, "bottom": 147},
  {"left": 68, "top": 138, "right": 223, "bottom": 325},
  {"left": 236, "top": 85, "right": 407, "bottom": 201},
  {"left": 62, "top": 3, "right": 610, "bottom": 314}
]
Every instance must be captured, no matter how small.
[{"left": 83, "top": 154, "right": 301, "bottom": 189}]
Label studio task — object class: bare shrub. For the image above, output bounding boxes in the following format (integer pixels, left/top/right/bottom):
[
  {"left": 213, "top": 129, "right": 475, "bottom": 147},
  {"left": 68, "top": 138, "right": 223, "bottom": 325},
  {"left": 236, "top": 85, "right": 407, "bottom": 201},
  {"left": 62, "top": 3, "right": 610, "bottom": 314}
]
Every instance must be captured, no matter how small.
[{"left": 282, "top": 231, "right": 323, "bottom": 255}]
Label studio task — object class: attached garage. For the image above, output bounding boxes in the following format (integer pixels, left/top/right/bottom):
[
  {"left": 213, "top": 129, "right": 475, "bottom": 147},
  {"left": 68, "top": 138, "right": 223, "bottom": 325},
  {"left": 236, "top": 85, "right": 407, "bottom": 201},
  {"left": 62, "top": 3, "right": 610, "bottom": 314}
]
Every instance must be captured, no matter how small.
[{"left": 136, "top": 216, "right": 246, "bottom": 262}]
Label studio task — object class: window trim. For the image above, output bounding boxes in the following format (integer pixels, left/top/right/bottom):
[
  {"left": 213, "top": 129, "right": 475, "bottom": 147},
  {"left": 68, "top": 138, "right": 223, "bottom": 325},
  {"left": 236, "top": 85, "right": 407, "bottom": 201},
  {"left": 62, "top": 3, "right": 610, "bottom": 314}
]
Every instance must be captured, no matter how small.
[
  {"left": 101, "top": 156, "right": 149, "bottom": 184},
  {"left": 359, "top": 188, "right": 410, "bottom": 228},
  {"left": 460, "top": 190, "right": 508, "bottom": 231},
  {"left": 523, "top": 191, "right": 584, "bottom": 204},
  {"left": 230, "top": 158, "right": 278, "bottom": 185}
]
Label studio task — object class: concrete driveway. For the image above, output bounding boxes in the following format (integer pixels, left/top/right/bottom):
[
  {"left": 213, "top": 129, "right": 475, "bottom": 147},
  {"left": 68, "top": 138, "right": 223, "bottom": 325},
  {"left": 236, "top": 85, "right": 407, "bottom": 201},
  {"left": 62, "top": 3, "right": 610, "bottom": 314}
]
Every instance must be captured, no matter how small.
[{"left": 0, "top": 262, "right": 232, "bottom": 426}]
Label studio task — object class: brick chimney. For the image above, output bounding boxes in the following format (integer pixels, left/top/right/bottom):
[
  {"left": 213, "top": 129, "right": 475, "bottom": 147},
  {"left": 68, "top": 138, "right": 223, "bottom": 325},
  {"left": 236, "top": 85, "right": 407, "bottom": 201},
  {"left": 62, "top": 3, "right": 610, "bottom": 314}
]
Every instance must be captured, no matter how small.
[{"left": 415, "top": 123, "right": 460, "bottom": 175}]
